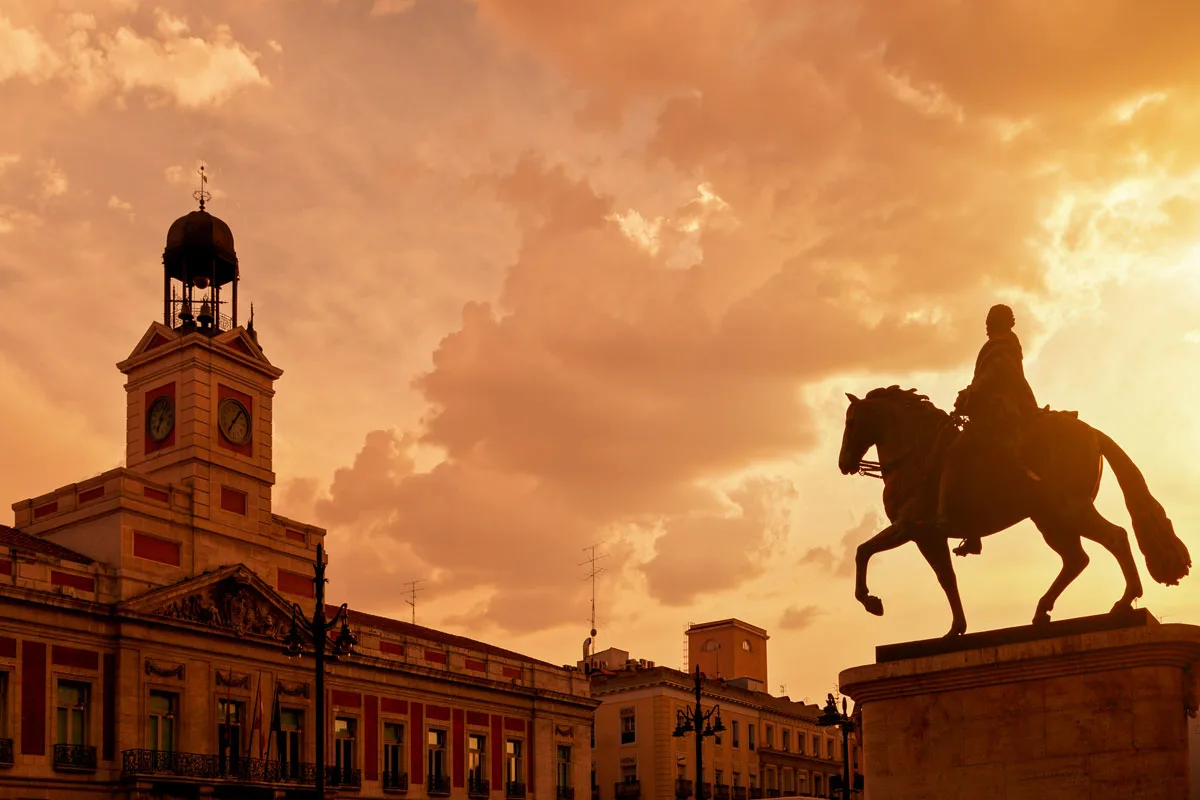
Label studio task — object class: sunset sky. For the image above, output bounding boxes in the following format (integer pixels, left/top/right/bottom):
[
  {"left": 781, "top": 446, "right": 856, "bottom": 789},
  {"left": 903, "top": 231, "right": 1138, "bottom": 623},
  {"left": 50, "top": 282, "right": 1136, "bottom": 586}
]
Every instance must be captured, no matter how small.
[{"left": 3, "top": 0, "right": 1200, "bottom": 699}]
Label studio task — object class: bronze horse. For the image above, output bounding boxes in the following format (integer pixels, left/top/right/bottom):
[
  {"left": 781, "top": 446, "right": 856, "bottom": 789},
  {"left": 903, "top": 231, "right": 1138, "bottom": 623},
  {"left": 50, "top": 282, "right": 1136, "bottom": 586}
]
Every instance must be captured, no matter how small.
[{"left": 839, "top": 386, "right": 1190, "bottom": 637}]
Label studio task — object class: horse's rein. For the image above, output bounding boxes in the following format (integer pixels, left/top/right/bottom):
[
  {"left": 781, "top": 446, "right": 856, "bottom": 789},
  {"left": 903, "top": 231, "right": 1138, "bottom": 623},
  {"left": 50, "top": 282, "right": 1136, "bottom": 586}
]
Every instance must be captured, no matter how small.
[{"left": 856, "top": 416, "right": 963, "bottom": 480}]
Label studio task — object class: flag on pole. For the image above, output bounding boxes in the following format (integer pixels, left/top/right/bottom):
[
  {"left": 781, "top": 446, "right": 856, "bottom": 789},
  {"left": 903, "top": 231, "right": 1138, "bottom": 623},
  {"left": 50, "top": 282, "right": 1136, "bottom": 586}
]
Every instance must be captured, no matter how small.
[
  {"left": 265, "top": 680, "right": 282, "bottom": 762},
  {"left": 246, "top": 672, "right": 264, "bottom": 759}
]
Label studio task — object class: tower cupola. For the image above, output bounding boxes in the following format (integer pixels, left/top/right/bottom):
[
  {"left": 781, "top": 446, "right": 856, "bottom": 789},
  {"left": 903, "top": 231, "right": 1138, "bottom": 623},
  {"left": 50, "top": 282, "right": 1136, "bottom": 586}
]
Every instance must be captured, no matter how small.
[{"left": 162, "top": 166, "right": 239, "bottom": 333}]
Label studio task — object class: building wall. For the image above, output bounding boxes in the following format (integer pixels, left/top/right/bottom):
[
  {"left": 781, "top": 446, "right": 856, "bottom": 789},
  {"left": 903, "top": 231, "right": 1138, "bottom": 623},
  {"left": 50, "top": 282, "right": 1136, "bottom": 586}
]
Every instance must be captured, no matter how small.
[{"left": 686, "top": 622, "right": 768, "bottom": 686}]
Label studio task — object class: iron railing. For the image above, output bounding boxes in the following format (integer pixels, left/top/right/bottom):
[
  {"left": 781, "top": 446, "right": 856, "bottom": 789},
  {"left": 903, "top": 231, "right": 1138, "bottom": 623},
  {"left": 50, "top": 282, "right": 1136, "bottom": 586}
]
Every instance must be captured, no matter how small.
[
  {"left": 591, "top": 785, "right": 600, "bottom": 800},
  {"left": 54, "top": 744, "right": 96, "bottom": 772},
  {"left": 428, "top": 774, "right": 452, "bottom": 796},
  {"left": 714, "top": 784, "right": 730, "bottom": 800},
  {"left": 122, "top": 750, "right": 359, "bottom": 786},
  {"left": 701, "top": 782, "right": 712, "bottom": 800},
  {"left": 384, "top": 770, "right": 410, "bottom": 792},
  {"left": 615, "top": 781, "right": 641, "bottom": 800},
  {"left": 733, "top": 787, "right": 747, "bottom": 800},
  {"left": 676, "top": 778, "right": 694, "bottom": 799},
  {"left": 749, "top": 788, "right": 763, "bottom": 799},
  {"left": 469, "top": 777, "right": 491, "bottom": 797},
  {"left": 507, "top": 781, "right": 527, "bottom": 798},
  {"left": 0, "top": 738, "right": 12, "bottom": 766},
  {"left": 557, "top": 786, "right": 575, "bottom": 800}
]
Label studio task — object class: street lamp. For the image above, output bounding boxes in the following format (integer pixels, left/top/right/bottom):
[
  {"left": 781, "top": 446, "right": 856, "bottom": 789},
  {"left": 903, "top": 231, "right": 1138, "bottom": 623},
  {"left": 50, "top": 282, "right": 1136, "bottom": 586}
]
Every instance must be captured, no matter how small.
[
  {"left": 816, "top": 694, "right": 856, "bottom": 800},
  {"left": 281, "top": 543, "right": 357, "bottom": 796},
  {"left": 671, "top": 666, "right": 725, "bottom": 800}
]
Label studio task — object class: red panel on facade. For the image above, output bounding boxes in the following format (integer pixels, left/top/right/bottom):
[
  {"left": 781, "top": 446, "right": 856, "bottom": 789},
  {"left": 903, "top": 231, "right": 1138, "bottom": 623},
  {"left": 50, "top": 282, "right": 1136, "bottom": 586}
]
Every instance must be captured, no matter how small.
[
  {"left": 331, "top": 690, "right": 362, "bottom": 709},
  {"left": 144, "top": 382, "right": 176, "bottom": 454},
  {"left": 133, "top": 532, "right": 181, "bottom": 567},
  {"left": 453, "top": 709, "right": 466, "bottom": 787},
  {"left": 143, "top": 486, "right": 169, "bottom": 503},
  {"left": 380, "top": 641, "right": 405, "bottom": 657},
  {"left": 277, "top": 568, "right": 314, "bottom": 598},
  {"left": 467, "top": 711, "right": 489, "bottom": 727},
  {"left": 411, "top": 703, "right": 425, "bottom": 785},
  {"left": 0, "top": 637, "right": 14, "bottom": 658},
  {"left": 220, "top": 485, "right": 248, "bottom": 515},
  {"left": 465, "top": 659, "right": 485, "bottom": 671},
  {"left": 504, "top": 717, "right": 526, "bottom": 733},
  {"left": 102, "top": 653, "right": 116, "bottom": 762},
  {"left": 502, "top": 666, "right": 522, "bottom": 679},
  {"left": 0, "top": 560, "right": 11, "bottom": 577},
  {"left": 285, "top": 529, "right": 306, "bottom": 544},
  {"left": 52, "top": 646, "right": 99, "bottom": 670},
  {"left": 217, "top": 384, "right": 254, "bottom": 457},
  {"left": 427, "top": 704, "right": 450, "bottom": 721},
  {"left": 365, "top": 695, "right": 379, "bottom": 781},
  {"left": 381, "top": 697, "right": 408, "bottom": 715},
  {"left": 33, "top": 501, "right": 57, "bottom": 519},
  {"left": 78, "top": 486, "right": 105, "bottom": 503},
  {"left": 51, "top": 571, "right": 95, "bottom": 592},
  {"left": 424, "top": 649, "right": 447, "bottom": 664},
  {"left": 491, "top": 715, "right": 503, "bottom": 786},
  {"left": 21, "top": 641, "right": 45, "bottom": 755}
]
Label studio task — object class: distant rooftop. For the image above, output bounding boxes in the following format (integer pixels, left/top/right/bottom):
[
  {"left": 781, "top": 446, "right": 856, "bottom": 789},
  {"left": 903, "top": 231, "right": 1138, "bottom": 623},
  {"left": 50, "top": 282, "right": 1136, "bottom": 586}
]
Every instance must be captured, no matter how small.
[{"left": 0, "top": 524, "right": 93, "bottom": 566}]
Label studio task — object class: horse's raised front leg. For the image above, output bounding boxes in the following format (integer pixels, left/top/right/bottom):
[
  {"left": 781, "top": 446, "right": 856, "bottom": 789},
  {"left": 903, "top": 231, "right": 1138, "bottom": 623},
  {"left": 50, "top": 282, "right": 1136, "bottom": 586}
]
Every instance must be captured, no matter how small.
[
  {"left": 915, "top": 531, "right": 967, "bottom": 637},
  {"left": 855, "top": 523, "right": 915, "bottom": 617}
]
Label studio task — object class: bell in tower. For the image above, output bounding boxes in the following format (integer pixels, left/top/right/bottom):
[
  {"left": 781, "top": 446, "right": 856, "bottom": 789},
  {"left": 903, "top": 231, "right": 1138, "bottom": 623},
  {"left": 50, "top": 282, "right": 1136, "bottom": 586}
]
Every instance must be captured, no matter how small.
[{"left": 162, "top": 166, "right": 239, "bottom": 334}]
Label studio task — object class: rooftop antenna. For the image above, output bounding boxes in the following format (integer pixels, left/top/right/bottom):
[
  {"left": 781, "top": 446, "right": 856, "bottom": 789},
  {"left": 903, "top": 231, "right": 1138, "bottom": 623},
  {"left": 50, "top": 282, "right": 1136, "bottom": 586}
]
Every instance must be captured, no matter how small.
[
  {"left": 682, "top": 622, "right": 693, "bottom": 672},
  {"left": 403, "top": 579, "right": 425, "bottom": 625},
  {"left": 193, "top": 164, "right": 211, "bottom": 211},
  {"left": 579, "top": 543, "right": 608, "bottom": 659}
]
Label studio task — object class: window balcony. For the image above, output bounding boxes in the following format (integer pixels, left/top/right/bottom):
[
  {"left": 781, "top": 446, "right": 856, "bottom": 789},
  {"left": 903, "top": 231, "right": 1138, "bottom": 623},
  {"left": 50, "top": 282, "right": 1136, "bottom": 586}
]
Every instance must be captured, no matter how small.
[
  {"left": 615, "top": 781, "right": 641, "bottom": 800},
  {"left": 700, "top": 782, "right": 711, "bottom": 800},
  {"left": 428, "top": 774, "right": 452, "bottom": 796},
  {"left": 732, "top": 787, "right": 747, "bottom": 800},
  {"left": 675, "top": 778, "right": 693, "bottom": 799},
  {"left": 469, "top": 777, "right": 491, "bottom": 797},
  {"left": 329, "top": 764, "right": 363, "bottom": 789},
  {"left": 0, "top": 738, "right": 12, "bottom": 767},
  {"left": 507, "top": 780, "right": 527, "bottom": 798},
  {"left": 556, "top": 786, "right": 575, "bottom": 800},
  {"left": 122, "top": 750, "right": 360, "bottom": 787},
  {"left": 54, "top": 744, "right": 97, "bottom": 773},
  {"left": 591, "top": 785, "right": 600, "bottom": 800},
  {"left": 383, "top": 771, "right": 409, "bottom": 793},
  {"left": 748, "top": 788, "right": 763, "bottom": 799},
  {"left": 714, "top": 784, "right": 730, "bottom": 800}
]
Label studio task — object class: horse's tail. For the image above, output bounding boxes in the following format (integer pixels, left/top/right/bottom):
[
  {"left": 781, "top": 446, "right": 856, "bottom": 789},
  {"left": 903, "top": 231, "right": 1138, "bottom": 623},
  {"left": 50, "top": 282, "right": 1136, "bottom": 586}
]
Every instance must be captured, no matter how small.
[{"left": 1097, "top": 431, "right": 1191, "bottom": 585}]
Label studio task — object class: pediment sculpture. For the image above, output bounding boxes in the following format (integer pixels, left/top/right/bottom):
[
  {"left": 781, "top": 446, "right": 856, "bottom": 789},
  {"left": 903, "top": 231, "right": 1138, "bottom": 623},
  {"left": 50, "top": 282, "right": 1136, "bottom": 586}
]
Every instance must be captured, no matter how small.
[{"left": 153, "top": 577, "right": 291, "bottom": 640}]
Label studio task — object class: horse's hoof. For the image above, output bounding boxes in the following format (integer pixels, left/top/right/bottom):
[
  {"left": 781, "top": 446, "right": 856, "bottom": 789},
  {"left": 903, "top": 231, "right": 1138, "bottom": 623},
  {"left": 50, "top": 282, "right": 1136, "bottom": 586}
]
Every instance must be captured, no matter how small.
[
  {"left": 1110, "top": 601, "right": 1136, "bottom": 617},
  {"left": 1032, "top": 611, "right": 1051, "bottom": 626},
  {"left": 943, "top": 622, "right": 966, "bottom": 638},
  {"left": 860, "top": 595, "right": 884, "bottom": 616}
]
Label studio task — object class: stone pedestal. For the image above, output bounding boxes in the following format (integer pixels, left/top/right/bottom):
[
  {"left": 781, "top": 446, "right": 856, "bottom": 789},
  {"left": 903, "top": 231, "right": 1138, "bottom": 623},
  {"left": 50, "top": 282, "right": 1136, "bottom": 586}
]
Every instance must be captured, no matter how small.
[{"left": 839, "top": 610, "right": 1200, "bottom": 799}]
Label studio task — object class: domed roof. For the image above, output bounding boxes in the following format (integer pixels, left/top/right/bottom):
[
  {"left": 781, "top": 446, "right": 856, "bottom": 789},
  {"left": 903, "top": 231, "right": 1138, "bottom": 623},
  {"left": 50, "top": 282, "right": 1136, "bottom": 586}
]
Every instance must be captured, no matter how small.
[{"left": 163, "top": 209, "right": 238, "bottom": 286}]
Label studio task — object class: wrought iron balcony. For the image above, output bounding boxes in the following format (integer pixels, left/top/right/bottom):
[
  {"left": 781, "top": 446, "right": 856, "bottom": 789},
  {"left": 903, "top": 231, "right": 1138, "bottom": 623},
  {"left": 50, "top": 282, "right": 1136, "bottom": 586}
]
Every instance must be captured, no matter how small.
[
  {"left": 556, "top": 786, "right": 575, "bottom": 800},
  {"left": 383, "top": 771, "right": 409, "bottom": 792},
  {"left": 732, "top": 787, "right": 747, "bottom": 800},
  {"left": 428, "top": 774, "right": 452, "bottom": 796},
  {"left": 591, "top": 785, "right": 600, "bottom": 800},
  {"left": 675, "top": 778, "right": 694, "bottom": 799},
  {"left": 122, "top": 750, "right": 360, "bottom": 786},
  {"left": 700, "top": 782, "right": 712, "bottom": 800},
  {"left": 54, "top": 743, "right": 96, "bottom": 772},
  {"left": 469, "top": 777, "right": 491, "bottom": 797},
  {"left": 507, "top": 780, "right": 527, "bottom": 798},
  {"left": 0, "top": 738, "right": 12, "bottom": 767},
  {"left": 766, "top": 790, "right": 781, "bottom": 798},
  {"left": 615, "top": 781, "right": 641, "bottom": 800},
  {"left": 714, "top": 784, "right": 730, "bottom": 800},
  {"left": 748, "top": 788, "right": 763, "bottom": 800}
]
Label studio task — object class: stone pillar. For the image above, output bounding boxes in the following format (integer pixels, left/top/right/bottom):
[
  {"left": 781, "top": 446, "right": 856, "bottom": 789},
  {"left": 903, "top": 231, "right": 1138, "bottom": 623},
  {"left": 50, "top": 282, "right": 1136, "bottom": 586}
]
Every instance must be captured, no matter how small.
[{"left": 840, "top": 611, "right": 1200, "bottom": 800}]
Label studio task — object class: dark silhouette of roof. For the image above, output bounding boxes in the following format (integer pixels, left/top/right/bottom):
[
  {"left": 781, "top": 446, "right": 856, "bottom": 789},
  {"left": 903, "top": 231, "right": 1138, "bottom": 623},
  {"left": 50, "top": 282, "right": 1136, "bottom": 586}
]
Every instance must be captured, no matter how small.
[
  {"left": 0, "top": 525, "right": 93, "bottom": 565},
  {"left": 164, "top": 209, "right": 238, "bottom": 286},
  {"left": 330, "top": 607, "right": 557, "bottom": 669}
]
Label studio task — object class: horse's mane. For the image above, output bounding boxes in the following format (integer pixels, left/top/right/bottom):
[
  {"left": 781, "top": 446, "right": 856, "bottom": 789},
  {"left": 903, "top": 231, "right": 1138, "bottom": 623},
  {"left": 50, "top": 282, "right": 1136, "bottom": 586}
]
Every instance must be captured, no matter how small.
[{"left": 864, "top": 385, "right": 949, "bottom": 421}]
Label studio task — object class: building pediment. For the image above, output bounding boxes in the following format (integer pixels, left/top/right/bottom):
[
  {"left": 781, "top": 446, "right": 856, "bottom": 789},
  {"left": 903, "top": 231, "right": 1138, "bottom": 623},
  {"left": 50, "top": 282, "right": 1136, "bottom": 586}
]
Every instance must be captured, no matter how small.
[{"left": 120, "top": 564, "right": 300, "bottom": 643}]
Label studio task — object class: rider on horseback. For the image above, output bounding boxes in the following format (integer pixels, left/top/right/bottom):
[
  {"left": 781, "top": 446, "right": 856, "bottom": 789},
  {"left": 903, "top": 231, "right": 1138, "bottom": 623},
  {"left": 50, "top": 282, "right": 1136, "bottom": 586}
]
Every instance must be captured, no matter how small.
[{"left": 940, "top": 304, "right": 1042, "bottom": 556}]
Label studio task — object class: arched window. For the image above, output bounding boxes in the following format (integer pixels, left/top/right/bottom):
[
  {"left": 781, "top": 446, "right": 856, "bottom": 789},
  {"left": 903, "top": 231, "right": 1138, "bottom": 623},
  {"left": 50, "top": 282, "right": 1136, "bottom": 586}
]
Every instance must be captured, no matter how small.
[
  {"left": 741, "top": 640, "right": 751, "bottom": 652},
  {"left": 702, "top": 639, "right": 721, "bottom": 652}
]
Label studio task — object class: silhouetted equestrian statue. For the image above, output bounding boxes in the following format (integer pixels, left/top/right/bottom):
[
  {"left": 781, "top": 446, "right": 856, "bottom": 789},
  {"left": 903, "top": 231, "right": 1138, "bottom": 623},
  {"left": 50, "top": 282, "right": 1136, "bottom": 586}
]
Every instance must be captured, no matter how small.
[{"left": 839, "top": 307, "right": 1191, "bottom": 637}]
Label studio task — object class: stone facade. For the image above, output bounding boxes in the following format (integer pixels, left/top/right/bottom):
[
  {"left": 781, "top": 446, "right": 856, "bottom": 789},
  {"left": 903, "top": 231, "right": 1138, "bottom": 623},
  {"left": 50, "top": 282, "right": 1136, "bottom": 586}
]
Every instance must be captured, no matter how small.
[
  {"left": 0, "top": 204, "right": 598, "bottom": 799},
  {"left": 587, "top": 635, "right": 858, "bottom": 800},
  {"left": 839, "top": 611, "right": 1200, "bottom": 799}
]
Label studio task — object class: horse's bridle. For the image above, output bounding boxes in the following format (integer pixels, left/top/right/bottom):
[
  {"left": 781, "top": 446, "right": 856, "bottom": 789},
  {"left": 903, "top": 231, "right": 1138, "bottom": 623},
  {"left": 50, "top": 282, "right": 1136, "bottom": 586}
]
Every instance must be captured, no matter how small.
[{"left": 856, "top": 415, "right": 963, "bottom": 480}]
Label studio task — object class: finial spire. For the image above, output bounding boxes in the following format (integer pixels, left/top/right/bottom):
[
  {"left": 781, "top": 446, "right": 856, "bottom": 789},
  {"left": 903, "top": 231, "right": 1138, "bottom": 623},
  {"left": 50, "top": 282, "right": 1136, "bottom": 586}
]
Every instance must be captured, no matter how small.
[{"left": 193, "top": 164, "right": 212, "bottom": 211}]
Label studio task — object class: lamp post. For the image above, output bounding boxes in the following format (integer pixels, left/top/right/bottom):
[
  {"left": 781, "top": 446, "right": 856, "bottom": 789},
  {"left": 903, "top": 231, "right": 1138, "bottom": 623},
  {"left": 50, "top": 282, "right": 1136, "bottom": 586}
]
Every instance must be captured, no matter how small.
[
  {"left": 816, "top": 694, "right": 855, "bottom": 800},
  {"left": 281, "top": 543, "right": 357, "bottom": 797},
  {"left": 671, "top": 666, "right": 725, "bottom": 800}
]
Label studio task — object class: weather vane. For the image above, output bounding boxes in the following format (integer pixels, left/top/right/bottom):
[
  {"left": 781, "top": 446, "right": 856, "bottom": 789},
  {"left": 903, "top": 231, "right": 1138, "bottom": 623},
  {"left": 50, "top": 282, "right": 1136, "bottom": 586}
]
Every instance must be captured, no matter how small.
[{"left": 193, "top": 164, "right": 211, "bottom": 211}]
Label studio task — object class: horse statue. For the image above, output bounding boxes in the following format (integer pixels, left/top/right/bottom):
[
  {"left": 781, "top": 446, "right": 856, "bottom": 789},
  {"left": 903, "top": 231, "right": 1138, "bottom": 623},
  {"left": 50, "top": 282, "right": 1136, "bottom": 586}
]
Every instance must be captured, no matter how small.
[{"left": 839, "top": 386, "right": 1191, "bottom": 637}]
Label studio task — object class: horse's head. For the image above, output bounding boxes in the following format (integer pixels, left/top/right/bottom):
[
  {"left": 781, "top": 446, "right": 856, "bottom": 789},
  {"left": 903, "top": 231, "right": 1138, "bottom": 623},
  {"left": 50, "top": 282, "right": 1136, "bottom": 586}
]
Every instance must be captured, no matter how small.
[{"left": 839, "top": 392, "right": 879, "bottom": 475}]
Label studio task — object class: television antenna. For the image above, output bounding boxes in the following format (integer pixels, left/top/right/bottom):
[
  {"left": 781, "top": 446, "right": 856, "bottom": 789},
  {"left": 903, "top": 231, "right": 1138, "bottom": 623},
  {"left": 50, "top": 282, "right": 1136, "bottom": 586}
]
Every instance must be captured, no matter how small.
[{"left": 404, "top": 579, "right": 425, "bottom": 625}]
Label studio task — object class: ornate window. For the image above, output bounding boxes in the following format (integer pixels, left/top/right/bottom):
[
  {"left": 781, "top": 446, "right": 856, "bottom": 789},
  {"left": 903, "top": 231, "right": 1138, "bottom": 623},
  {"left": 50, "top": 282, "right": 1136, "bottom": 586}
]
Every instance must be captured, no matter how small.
[{"left": 147, "top": 691, "right": 176, "bottom": 752}]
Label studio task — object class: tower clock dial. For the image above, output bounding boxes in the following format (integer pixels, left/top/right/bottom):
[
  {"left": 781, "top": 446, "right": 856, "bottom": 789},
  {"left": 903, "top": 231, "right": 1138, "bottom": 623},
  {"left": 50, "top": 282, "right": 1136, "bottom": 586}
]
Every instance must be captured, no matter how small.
[
  {"left": 218, "top": 398, "right": 252, "bottom": 446},
  {"left": 146, "top": 396, "right": 175, "bottom": 442}
]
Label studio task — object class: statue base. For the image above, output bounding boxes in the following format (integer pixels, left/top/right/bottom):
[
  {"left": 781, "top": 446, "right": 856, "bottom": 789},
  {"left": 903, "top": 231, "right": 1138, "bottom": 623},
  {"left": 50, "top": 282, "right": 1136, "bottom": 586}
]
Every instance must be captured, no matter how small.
[{"left": 839, "top": 610, "right": 1200, "bottom": 799}]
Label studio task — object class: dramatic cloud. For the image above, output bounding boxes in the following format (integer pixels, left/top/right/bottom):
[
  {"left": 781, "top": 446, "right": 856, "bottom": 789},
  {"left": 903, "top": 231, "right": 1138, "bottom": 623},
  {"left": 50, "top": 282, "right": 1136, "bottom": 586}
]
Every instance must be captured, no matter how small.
[
  {"left": 779, "top": 605, "right": 826, "bottom": 632},
  {"left": 801, "top": 512, "right": 882, "bottom": 579}
]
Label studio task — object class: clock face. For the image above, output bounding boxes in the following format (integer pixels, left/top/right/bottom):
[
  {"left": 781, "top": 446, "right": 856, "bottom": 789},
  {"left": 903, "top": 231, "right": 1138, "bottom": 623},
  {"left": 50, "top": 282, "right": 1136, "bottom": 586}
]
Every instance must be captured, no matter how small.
[
  {"left": 218, "top": 398, "right": 252, "bottom": 446},
  {"left": 146, "top": 396, "right": 175, "bottom": 443}
]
